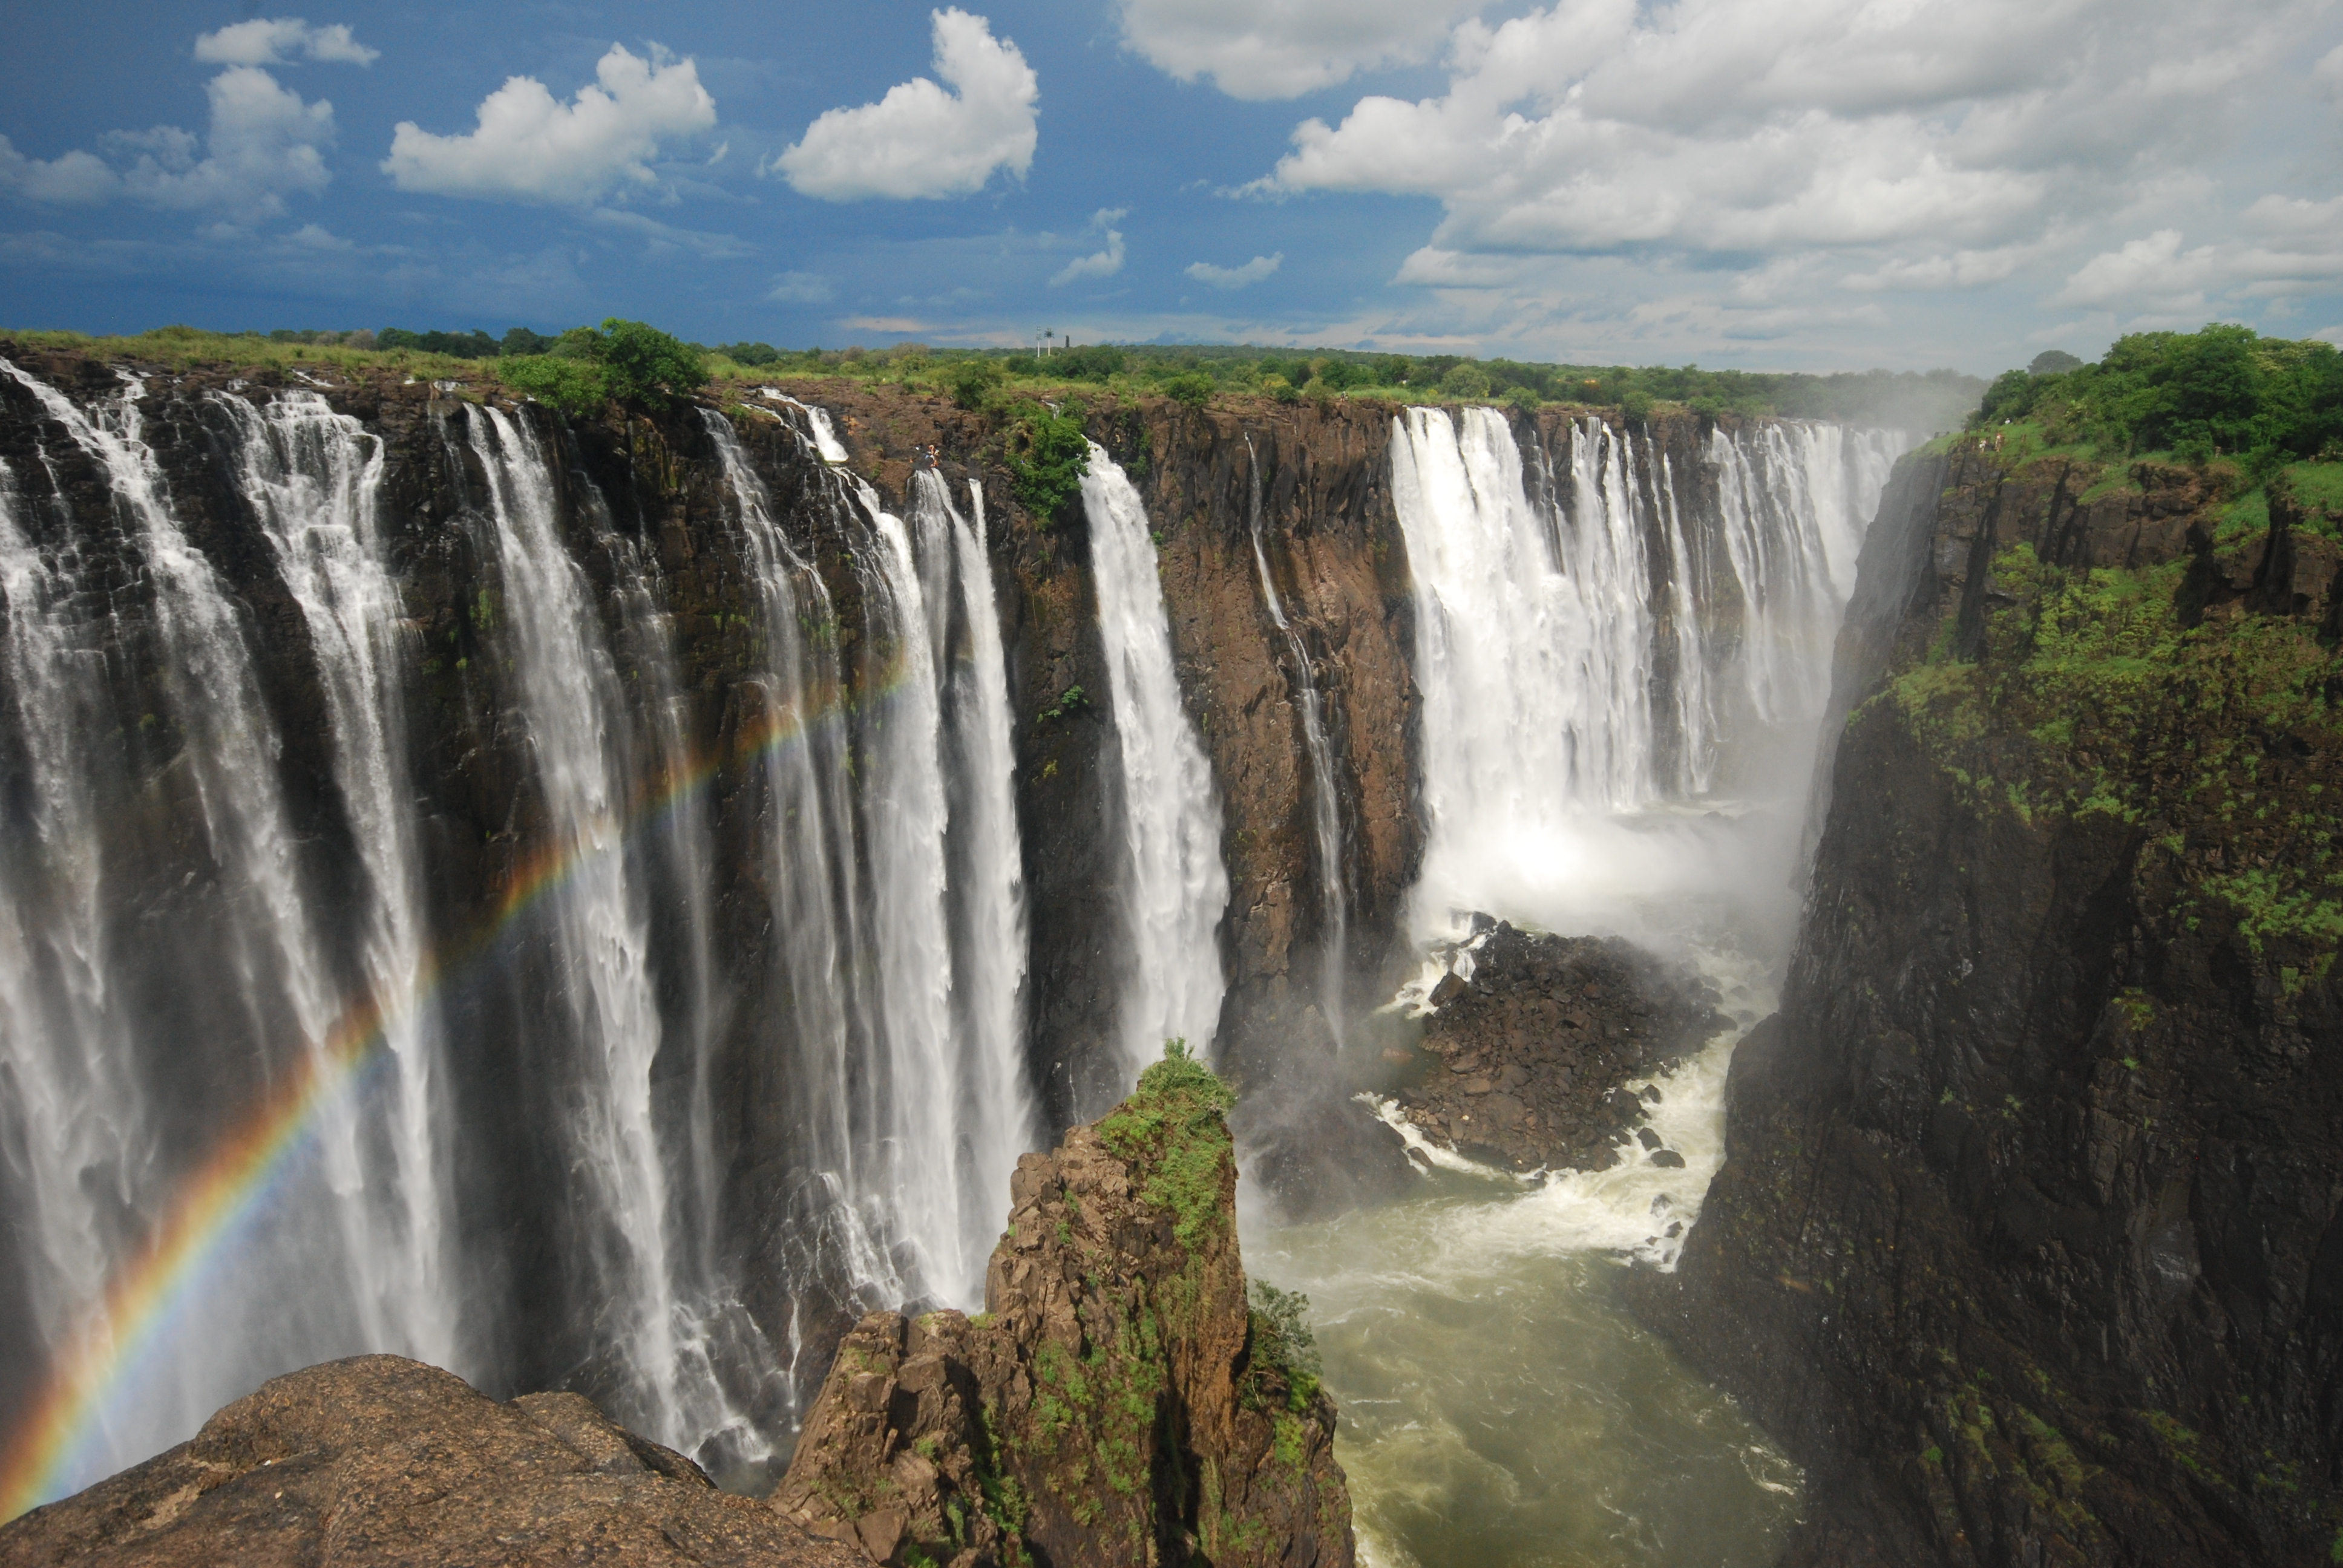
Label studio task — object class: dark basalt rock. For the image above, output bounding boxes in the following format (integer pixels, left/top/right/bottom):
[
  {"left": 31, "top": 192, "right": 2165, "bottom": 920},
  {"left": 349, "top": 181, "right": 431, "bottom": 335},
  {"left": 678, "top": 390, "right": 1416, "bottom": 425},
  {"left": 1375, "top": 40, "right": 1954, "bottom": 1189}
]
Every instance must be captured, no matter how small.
[
  {"left": 1392, "top": 923, "right": 1729, "bottom": 1171},
  {"left": 1628, "top": 439, "right": 2343, "bottom": 1567},
  {"left": 0, "top": 1356, "right": 861, "bottom": 1567}
]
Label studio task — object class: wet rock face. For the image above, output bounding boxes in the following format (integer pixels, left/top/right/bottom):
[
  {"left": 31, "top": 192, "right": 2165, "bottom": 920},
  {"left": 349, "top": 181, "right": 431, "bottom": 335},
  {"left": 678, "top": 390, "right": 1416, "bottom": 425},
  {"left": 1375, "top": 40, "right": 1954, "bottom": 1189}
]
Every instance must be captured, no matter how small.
[
  {"left": 775, "top": 1055, "right": 1354, "bottom": 1568},
  {"left": 0, "top": 1356, "right": 860, "bottom": 1567},
  {"left": 1632, "top": 439, "right": 2343, "bottom": 1567},
  {"left": 1395, "top": 923, "right": 1729, "bottom": 1172}
]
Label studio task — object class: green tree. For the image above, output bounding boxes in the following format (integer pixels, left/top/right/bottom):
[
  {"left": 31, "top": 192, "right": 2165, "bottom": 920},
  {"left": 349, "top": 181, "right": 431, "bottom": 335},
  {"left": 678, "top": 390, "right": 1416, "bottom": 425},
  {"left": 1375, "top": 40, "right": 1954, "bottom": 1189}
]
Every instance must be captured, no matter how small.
[
  {"left": 1004, "top": 402, "right": 1091, "bottom": 520},
  {"left": 1440, "top": 362, "right": 1492, "bottom": 399},
  {"left": 497, "top": 355, "right": 608, "bottom": 417},
  {"left": 1162, "top": 372, "right": 1214, "bottom": 408},
  {"left": 595, "top": 318, "right": 707, "bottom": 409},
  {"left": 946, "top": 356, "right": 1007, "bottom": 409}
]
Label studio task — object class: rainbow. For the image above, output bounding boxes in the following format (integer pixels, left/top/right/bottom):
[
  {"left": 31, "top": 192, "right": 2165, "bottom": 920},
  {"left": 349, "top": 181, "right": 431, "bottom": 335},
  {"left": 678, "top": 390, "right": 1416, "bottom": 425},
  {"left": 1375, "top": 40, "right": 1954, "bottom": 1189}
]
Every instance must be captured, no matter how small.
[{"left": 0, "top": 653, "right": 908, "bottom": 1523}]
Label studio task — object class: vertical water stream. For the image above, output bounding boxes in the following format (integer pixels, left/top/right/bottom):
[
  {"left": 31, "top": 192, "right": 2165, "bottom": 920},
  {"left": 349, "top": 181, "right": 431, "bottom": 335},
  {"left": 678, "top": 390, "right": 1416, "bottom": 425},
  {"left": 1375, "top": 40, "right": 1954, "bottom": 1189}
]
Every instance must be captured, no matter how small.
[{"left": 1078, "top": 443, "right": 1228, "bottom": 1089}]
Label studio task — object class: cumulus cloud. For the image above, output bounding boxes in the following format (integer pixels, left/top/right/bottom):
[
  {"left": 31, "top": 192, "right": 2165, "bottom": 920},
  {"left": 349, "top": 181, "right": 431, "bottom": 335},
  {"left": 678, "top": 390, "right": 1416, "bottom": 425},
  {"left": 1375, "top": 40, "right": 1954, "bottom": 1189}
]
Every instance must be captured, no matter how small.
[
  {"left": 0, "top": 64, "right": 337, "bottom": 218},
  {"left": 382, "top": 44, "right": 715, "bottom": 203},
  {"left": 2318, "top": 43, "right": 2343, "bottom": 97},
  {"left": 768, "top": 271, "right": 835, "bottom": 303},
  {"left": 776, "top": 10, "right": 1037, "bottom": 201},
  {"left": 2055, "top": 200, "right": 2343, "bottom": 313},
  {"left": 194, "top": 18, "right": 378, "bottom": 67},
  {"left": 1052, "top": 209, "right": 1126, "bottom": 284},
  {"left": 1186, "top": 252, "right": 1282, "bottom": 288},
  {"left": 1252, "top": 0, "right": 2330, "bottom": 337},
  {"left": 1118, "top": 0, "right": 1483, "bottom": 100}
]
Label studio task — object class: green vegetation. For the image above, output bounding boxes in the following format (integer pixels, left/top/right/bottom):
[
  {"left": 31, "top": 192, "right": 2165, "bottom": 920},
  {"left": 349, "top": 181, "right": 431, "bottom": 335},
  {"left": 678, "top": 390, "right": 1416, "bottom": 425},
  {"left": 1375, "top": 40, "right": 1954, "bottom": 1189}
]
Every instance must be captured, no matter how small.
[
  {"left": 1097, "top": 1038, "right": 1237, "bottom": 1249},
  {"left": 946, "top": 354, "right": 1006, "bottom": 409},
  {"left": 1973, "top": 324, "right": 2343, "bottom": 469},
  {"left": 497, "top": 354, "right": 606, "bottom": 417},
  {"left": 1244, "top": 1279, "right": 1322, "bottom": 1413},
  {"left": 1035, "top": 684, "right": 1086, "bottom": 724},
  {"left": 1001, "top": 400, "right": 1091, "bottom": 521},
  {"left": 1881, "top": 536, "right": 2342, "bottom": 973}
]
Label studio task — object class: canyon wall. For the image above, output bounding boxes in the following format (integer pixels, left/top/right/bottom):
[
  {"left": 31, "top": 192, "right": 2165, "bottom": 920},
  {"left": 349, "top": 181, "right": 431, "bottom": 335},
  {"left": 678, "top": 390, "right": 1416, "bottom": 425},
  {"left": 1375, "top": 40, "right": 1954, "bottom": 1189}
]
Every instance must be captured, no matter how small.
[{"left": 1632, "top": 442, "right": 2343, "bottom": 1565}]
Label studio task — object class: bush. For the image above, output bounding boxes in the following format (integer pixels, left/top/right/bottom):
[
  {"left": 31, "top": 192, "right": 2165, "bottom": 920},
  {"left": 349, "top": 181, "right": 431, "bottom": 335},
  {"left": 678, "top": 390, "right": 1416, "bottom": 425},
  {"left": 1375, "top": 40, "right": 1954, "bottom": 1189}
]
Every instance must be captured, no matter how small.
[
  {"left": 1053, "top": 344, "right": 1126, "bottom": 382},
  {"left": 1507, "top": 385, "right": 1542, "bottom": 416},
  {"left": 946, "top": 356, "right": 1007, "bottom": 410},
  {"left": 1004, "top": 400, "right": 1091, "bottom": 520},
  {"left": 498, "top": 356, "right": 607, "bottom": 417},
  {"left": 378, "top": 327, "right": 497, "bottom": 359},
  {"left": 1440, "top": 362, "right": 1493, "bottom": 400},
  {"left": 719, "top": 340, "right": 781, "bottom": 367},
  {"left": 1162, "top": 372, "right": 1214, "bottom": 408},
  {"left": 1620, "top": 390, "right": 1654, "bottom": 426},
  {"left": 596, "top": 318, "right": 707, "bottom": 409},
  {"left": 1245, "top": 1279, "right": 1322, "bottom": 1410},
  {"left": 1257, "top": 374, "right": 1295, "bottom": 403}
]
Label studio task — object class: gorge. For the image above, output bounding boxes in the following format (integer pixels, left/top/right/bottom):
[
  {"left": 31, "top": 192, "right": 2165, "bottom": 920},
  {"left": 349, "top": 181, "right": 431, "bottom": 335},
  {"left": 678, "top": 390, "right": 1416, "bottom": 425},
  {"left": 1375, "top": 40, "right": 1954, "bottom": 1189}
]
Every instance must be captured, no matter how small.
[{"left": 0, "top": 332, "right": 2333, "bottom": 1568}]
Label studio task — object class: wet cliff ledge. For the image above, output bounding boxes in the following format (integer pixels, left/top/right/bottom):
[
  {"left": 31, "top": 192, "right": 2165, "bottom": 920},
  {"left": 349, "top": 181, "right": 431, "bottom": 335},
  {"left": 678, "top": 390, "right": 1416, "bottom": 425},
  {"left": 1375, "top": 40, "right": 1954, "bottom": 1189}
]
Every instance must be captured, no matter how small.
[
  {"left": 774, "top": 1043, "right": 1353, "bottom": 1568},
  {"left": 0, "top": 1356, "right": 862, "bottom": 1567},
  {"left": 1630, "top": 440, "right": 2343, "bottom": 1566}
]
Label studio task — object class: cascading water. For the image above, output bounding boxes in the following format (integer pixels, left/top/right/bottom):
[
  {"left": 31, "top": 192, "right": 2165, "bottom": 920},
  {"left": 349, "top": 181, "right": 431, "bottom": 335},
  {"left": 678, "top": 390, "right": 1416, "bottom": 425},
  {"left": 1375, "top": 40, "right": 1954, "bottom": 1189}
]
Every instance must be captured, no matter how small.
[
  {"left": 1254, "top": 405, "right": 1910, "bottom": 1568},
  {"left": 703, "top": 410, "right": 1035, "bottom": 1315},
  {"left": 215, "top": 390, "right": 456, "bottom": 1371},
  {"left": 459, "top": 406, "right": 701, "bottom": 1447},
  {"left": 1079, "top": 442, "right": 1229, "bottom": 1088},
  {"left": 1244, "top": 435, "right": 1348, "bottom": 1042},
  {"left": 0, "top": 361, "right": 424, "bottom": 1481}
]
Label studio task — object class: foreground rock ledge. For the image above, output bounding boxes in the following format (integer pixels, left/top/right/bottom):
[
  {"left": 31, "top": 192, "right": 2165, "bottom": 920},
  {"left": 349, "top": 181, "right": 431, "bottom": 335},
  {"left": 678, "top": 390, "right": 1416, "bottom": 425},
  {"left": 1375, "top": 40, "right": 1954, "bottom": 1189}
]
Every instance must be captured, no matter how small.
[
  {"left": 775, "top": 1045, "right": 1354, "bottom": 1568},
  {"left": 0, "top": 1354, "right": 859, "bottom": 1567}
]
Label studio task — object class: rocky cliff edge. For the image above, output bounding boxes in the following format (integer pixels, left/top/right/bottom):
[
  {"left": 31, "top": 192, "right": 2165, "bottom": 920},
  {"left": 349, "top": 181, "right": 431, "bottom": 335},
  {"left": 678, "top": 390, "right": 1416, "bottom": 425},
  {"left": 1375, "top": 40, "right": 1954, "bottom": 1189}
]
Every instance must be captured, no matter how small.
[{"left": 773, "top": 1042, "right": 1353, "bottom": 1568}]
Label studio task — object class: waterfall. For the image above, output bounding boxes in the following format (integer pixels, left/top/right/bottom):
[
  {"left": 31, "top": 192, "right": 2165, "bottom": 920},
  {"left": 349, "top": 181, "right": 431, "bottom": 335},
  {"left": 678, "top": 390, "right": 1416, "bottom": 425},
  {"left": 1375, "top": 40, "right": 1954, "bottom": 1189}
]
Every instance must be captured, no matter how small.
[
  {"left": 703, "top": 411, "right": 1034, "bottom": 1313},
  {"left": 214, "top": 390, "right": 456, "bottom": 1371},
  {"left": 916, "top": 471, "right": 1035, "bottom": 1276},
  {"left": 0, "top": 361, "right": 388, "bottom": 1477},
  {"left": 1244, "top": 437, "right": 1348, "bottom": 1042},
  {"left": 1080, "top": 443, "right": 1228, "bottom": 1086},
  {"left": 1390, "top": 407, "right": 1907, "bottom": 942},
  {"left": 460, "top": 406, "right": 696, "bottom": 1445}
]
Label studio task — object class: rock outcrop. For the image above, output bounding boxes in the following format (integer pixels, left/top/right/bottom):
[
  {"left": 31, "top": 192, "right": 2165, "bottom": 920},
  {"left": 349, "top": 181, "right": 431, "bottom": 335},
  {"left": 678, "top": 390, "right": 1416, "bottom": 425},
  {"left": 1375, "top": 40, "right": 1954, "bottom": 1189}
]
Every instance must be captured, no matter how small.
[
  {"left": 0, "top": 1356, "right": 860, "bottom": 1567},
  {"left": 1630, "top": 441, "right": 2343, "bottom": 1566},
  {"left": 1395, "top": 923, "right": 1731, "bottom": 1172},
  {"left": 774, "top": 1046, "right": 1353, "bottom": 1568}
]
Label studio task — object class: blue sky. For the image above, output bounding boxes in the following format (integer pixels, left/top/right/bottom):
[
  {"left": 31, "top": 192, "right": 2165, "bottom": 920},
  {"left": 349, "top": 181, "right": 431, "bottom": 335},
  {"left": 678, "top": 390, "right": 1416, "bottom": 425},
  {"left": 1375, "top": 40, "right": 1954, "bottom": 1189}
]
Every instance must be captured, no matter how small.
[{"left": 4, "top": 1, "right": 2341, "bottom": 373}]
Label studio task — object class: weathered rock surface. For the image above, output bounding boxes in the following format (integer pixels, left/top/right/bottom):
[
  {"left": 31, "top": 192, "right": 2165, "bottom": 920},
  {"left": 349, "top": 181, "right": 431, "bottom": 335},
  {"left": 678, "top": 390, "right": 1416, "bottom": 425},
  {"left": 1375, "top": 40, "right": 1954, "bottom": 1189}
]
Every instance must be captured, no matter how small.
[
  {"left": 775, "top": 1050, "right": 1352, "bottom": 1568},
  {"left": 1395, "top": 923, "right": 1730, "bottom": 1172},
  {"left": 0, "top": 1355, "right": 860, "bottom": 1567},
  {"left": 1630, "top": 439, "right": 2343, "bottom": 1566}
]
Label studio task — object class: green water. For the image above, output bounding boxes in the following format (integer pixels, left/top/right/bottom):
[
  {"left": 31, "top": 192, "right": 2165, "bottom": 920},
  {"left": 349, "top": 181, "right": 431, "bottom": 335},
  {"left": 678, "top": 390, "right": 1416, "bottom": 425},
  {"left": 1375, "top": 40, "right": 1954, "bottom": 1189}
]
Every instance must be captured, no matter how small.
[{"left": 1243, "top": 968, "right": 1801, "bottom": 1567}]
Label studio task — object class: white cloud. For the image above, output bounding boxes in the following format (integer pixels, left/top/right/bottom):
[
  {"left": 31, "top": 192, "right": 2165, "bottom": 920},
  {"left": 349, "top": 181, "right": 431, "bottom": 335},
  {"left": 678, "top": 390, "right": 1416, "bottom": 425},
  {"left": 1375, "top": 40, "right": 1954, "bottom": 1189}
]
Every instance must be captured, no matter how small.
[
  {"left": 768, "top": 271, "right": 835, "bottom": 303},
  {"left": 0, "top": 65, "right": 336, "bottom": 218},
  {"left": 382, "top": 44, "right": 715, "bottom": 203},
  {"left": 2055, "top": 199, "right": 2343, "bottom": 312},
  {"left": 194, "top": 18, "right": 378, "bottom": 67},
  {"left": 1238, "top": 0, "right": 2337, "bottom": 358},
  {"left": 1051, "top": 209, "right": 1127, "bottom": 284},
  {"left": 587, "top": 207, "right": 749, "bottom": 258},
  {"left": 1118, "top": 0, "right": 1483, "bottom": 100},
  {"left": 1186, "top": 252, "right": 1282, "bottom": 288},
  {"left": 2318, "top": 44, "right": 2343, "bottom": 96},
  {"left": 776, "top": 9, "right": 1037, "bottom": 201}
]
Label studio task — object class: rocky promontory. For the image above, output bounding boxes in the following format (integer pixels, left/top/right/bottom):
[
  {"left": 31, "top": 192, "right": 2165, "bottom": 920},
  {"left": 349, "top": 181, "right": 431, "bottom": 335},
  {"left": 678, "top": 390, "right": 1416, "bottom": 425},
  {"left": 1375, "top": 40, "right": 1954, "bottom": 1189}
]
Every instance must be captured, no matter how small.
[
  {"left": 0, "top": 1356, "right": 861, "bottom": 1567},
  {"left": 774, "top": 1043, "right": 1352, "bottom": 1567},
  {"left": 1394, "top": 923, "right": 1732, "bottom": 1172}
]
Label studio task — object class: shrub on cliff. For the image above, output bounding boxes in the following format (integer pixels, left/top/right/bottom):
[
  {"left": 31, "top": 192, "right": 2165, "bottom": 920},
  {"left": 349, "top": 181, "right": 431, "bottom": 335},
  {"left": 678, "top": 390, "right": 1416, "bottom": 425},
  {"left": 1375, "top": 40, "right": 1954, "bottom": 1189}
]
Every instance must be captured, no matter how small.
[
  {"left": 1440, "top": 362, "right": 1493, "bottom": 400},
  {"left": 497, "top": 354, "right": 607, "bottom": 417},
  {"left": 1098, "top": 1037, "right": 1236, "bottom": 1247},
  {"left": 947, "top": 355, "right": 1007, "bottom": 409},
  {"left": 1003, "top": 400, "right": 1091, "bottom": 521},
  {"left": 1162, "top": 371, "right": 1215, "bottom": 408}
]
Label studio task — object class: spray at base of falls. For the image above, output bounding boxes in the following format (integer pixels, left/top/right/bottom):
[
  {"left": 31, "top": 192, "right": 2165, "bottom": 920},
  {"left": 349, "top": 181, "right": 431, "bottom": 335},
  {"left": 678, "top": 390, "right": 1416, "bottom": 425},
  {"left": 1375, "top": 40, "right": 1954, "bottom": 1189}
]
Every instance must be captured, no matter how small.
[
  {"left": 1264, "top": 405, "right": 1907, "bottom": 1566},
  {"left": 1079, "top": 442, "right": 1229, "bottom": 1093}
]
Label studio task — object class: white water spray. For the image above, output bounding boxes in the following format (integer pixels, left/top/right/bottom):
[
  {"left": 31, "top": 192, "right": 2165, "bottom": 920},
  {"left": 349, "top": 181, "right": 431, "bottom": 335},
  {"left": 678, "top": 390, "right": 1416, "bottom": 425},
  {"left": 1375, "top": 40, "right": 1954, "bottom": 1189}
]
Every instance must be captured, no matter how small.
[{"left": 1080, "top": 442, "right": 1228, "bottom": 1086}]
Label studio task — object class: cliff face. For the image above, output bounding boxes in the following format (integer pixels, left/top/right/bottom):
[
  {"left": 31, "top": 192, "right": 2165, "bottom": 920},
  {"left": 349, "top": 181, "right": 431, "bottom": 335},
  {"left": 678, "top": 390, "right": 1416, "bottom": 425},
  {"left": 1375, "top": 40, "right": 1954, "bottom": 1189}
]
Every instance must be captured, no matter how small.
[
  {"left": 1632, "top": 442, "right": 2343, "bottom": 1566},
  {"left": 772, "top": 1048, "right": 1352, "bottom": 1568}
]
